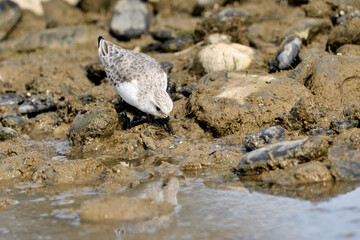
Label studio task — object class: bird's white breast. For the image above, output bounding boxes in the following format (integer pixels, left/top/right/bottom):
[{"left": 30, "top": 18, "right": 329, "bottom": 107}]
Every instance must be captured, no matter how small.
[{"left": 115, "top": 81, "right": 140, "bottom": 108}]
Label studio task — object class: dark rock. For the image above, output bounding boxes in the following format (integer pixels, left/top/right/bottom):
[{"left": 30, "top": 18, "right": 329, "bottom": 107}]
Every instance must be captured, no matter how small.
[
  {"left": 330, "top": 120, "right": 359, "bottom": 133},
  {"left": 161, "top": 37, "right": 193, "bottom": 52},
  {"left": 177, "top": 84, "right": 196, "bottom": 98},
  {"left": 141, "top": 42, "right": 162, "bottom": 52},
  {"left": 330, "top": 9, "right": 360, "bottom": 26},
  {"left": 0, "top": 0, "right": 21, "bottom": 41},
  {"left": 327, "top": 18, "right": 360, "bottom": 52},
  {"left": 1, "top": 115, "right": 25, "bottom": 130},
  {"left": 110, "top": 0, "right": 151, "bottom": 40},
  {"left": 244, "top": 126, "right": 286, "bottom": 152},
  {"left": 85, "top": 62, "right": 106, "bottom": 85},
  {"left": 0, "top": 126, "right": 18, "bottom": 140},
  {"left": 233, "top": 136, "right": 330, "bottom": 176},
  {"left": 0, "top": 94, "right": 24, "bottom": 106},
  {"left": 68, "top": 102, "right": 118, "bottom": 145},
  {"left": 269, "top": 35, "right": 302, "bottom": 72},
  {"left": 79, "top": 0, "right": 111, "bottom": 13},
  {"left": 288, "top": 0, "right": 309, "bottom": 5},
  {"left": 308, "top": 126, "right": 336, "bottom": 136},
  {"left": 18, "top": 96, "right": 56, "bottom": 118},
  {"left": 160, "top": 62, "right": 173, "bottom": 75},
  {"left": 150, "top": 29, "right": 176, "bottom": 42}
]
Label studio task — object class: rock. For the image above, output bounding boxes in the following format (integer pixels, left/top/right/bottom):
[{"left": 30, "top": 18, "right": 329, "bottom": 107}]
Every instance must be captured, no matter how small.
[
  {"left": 287, "top": 97, "right": 317, "bottom": 131},
  {"left": 85, "top": 62, "right": 106, "bottom": 86},
  {"left": 11, "top": 0, "right": 44, "bottom": 15},
  {"left": 150, "top": 29, "right": 177, "bottom": 42},
  {"left": 18, "top": 96, "right": 56, "bottom": 118},
  {"left": 110, "top": 0, "right": 151, "bottom": 40},
  {"left": 244, "top": 126, "right": 286, "bottom": 152},
  {"left": 330, "top": 9, "right": 360, "bottom": 26},
  {"left": 269, "top": 35, "right": 302, "bottom": 72},
  {"left": 327, "top": 18, "right": 360, "bottom": 52},
  {"left": 177, "top": 84, "right": 196, "bottom": 97},
  {"left": 0, "top": 94, "right": 24, "bottom": 106},
  {"left": 336, "top": 44, "right": 360, "bottom": 57},
  {"left": 0, "top": 126, "right": 18, "bottom": 140},
  {"left": 330, "top": 120, "right": 359, "bottom": 133},
  {"left": 233, "top": 136, "right": 330, "bottom": 176},
  {"left": 289, "top": 48, "right": 329, "bottom": 84},
  {"left": 80, "top": 196, "right": 174, "bottom": 222},
  {"left": 282, "top": 18, "right": 332, "bottom": 43},
  {"left": 0, "top": 0, "right": 21, "bottom": 41},
  {"left": 288, "top": 0, "right": 309, "bottom": 5},
  {"left": 79, "top": 0, "right": 111, "bottom": 13},
  {"left": 303, "top": 0, "right": 333, "bottom": 18},
  {"left": 193, "top": 43, "right": 266, "bottom": 76},
  {"left": 205, "top": 33, "right": 232, "bottom": 45},
  {"left": 42, "top": 0, "right": 84, "bottom": 28},
  {"left": 308, "top": 126, "right": 336, "bottom": 136},
  {"left": 161, "top": 37, "right": 193, "bottom": 52},
  {"left": 303, "top": 55, "right": 360, "bottom": 119},
  {"left": 329, "top": 129, "right": 360, "bottom": 181},
  {"left": 0, "top": 26, "right": 108, "bottom": 53},
  {"left": 260, "top": 161, "right": 332, "bottom": 185},
  {"left": 194, "top": 8, "right": 250, "bottom": 44},
  {"left": 187, "top": 70, "right": 312, "bottom": 136},
  {"left": 1, "top": 115, "right": 25, "bottom": 130},
  {"left": 160, "top": 62, "right": 173, "bottom": 74},
  {"left": 68, "top": 102, "right": 118, "bottom": 145}
]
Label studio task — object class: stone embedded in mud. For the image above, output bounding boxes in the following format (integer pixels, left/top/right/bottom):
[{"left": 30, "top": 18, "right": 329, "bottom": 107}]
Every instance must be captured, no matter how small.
[
  {"left": 0, "top": 94, "right": 24, "bottom": 106},
  {"left": 150, "top": 29, "right": 177, "bottom": 42},
  {"left": 336, "top": 44, "right": 360, "bottom": 58},
  {"left": 287, "top": 97, "right": 318, "bottom": 131},
  {"left": 68, "top": 102, "right": 118, "bottom": 145},
  {"left": 282, "top": 18, "right": 332, "bottom": 43},
  {"left": 160, "top": 62, "right": 173, "bottom": 75},
  {"left": 308, "top": 126, "right": 336, "bottom": 136},
  {"left": 329, "top": 129, "right": 360, "bottom": 181},
  {"left": 269, "top": 35, "right": 302, "bottom": 72},
  {"left": 80, "top": 196, "right": 174, "bottom": 222},
  {"left": 0, "top": 126, "right": 18, "bottom": 140},
  {"left": 327, "top": 18, "right": 360, "bottom": 52},
  {"left": 110, "top": 0, "right": 151, "bottom": 40},
  {"left": 0, "top": 26, "right": 108, "bottom": 53},
  {"left": 194, "top": 43, "right": 266, "bottom": 76},
  {"left": 161, "top": 37, "right": 194, "bottom": 52},
  {"left": 244, "top": 126, "right": 286, "bottom": 152},
  {"left": 330, "top": 120, "right": 359, "bottom": 133},
  {"left": 303, "top": 0, "right": 333, "bottom": 18},
  {"left": 18, "top": 96, "right": 56, "bottom": 118},
  {"left": 303, "top": 55, "right": 360, "bottom": 120},
  {"left": 79, "top": 0, "right": 111, "bottom": 13},
  {"left": 260, "top": 161, "right": 332, "bottom": 185},
  {"left": 233, "top": 136, "right": 330, "bottom": 176},
  {"left": 1, "top": 115, "right": 25, "bottom": 130},
  {"left": 187, "top": 70, "right": 311, "bottom": 137},
  {"left": 194, "top": 7, "right": 249, "bottom": 44},
  {"left": 0, "top": 0, "right": 21, "bottom": 41},
  {"left": 85, "top": 62, "right": 106, "bottom": 86}
]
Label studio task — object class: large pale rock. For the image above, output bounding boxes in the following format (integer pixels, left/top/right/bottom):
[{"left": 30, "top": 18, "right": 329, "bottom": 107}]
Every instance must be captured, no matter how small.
[
  {"left": 187, "top": 70, "right": 312, "bottom": 136},
  {"left": 194, "top": 43, "right": 266, "bottom": 76}
]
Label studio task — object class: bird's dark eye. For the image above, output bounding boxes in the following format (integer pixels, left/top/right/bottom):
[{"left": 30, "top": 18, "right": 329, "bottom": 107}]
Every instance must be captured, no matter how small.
[{"left": 155, "top": 106, "right": 161, "bottom": 112}]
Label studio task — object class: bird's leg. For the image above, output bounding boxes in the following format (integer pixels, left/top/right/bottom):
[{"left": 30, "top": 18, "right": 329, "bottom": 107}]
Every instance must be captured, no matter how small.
[
  {"left": 120, "top": 109, "right": 131, "bottom": 130},
  {"left": 163, "top": 117, "right": 174, "bottom": 135}
]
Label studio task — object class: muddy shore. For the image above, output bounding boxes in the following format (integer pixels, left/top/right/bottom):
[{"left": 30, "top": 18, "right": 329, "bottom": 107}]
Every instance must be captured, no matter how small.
[{"left": 1, "top": 0, "right": 360, "bottom": 236}]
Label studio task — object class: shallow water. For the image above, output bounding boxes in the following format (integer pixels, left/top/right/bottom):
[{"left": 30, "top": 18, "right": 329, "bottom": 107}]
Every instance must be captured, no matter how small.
[{"left": 1, "top": 177, "right": 360, "bottom": 240}]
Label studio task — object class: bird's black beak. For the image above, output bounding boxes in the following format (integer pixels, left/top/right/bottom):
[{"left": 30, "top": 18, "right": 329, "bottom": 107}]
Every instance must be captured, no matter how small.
[{"left": 97, "top": 36, "right": 104, "bottom": 48}]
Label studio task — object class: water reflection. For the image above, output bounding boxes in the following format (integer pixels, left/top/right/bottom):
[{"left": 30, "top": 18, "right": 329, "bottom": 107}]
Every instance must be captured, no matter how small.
[
  {"left": 113, "top": 177, "right": 179, "bottom": 239},
  {"left": 210, "top": 180, "right": 360, "bottom": 202}
]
